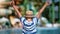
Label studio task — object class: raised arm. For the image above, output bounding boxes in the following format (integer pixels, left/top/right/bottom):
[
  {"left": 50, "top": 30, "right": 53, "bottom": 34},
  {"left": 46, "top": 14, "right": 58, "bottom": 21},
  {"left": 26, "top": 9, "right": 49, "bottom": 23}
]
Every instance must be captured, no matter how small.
[
  {"left": 11, "top": 0, "right": 22, "bottom": 17},
  {"left": 13, "top": 5, "right": 22, "bottom": 17},
  {"left": 36, "top": 2, "right": 49, "bottom": 18}
]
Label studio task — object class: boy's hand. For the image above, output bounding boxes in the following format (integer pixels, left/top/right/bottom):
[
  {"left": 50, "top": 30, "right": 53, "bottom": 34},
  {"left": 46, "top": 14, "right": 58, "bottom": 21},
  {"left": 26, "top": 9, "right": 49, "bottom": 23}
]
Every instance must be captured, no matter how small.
[
  {"left": 9, "top": 0, "right": 15, "bottom": 6},
  {"left": 45, "top": 0, "right": 52, "bottom": 6},
  {"left": 45, "top": 2, "right": 49, "bottom": 6},
  {"left": 9, "top": 1, "right": 13, "bottom": 6}
]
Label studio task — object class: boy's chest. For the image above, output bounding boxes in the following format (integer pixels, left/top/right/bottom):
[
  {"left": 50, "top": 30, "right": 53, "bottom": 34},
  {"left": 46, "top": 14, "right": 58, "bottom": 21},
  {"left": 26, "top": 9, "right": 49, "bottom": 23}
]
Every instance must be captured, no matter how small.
[{"left": 23, "top": 20, "right": 35, "bottom": 26}]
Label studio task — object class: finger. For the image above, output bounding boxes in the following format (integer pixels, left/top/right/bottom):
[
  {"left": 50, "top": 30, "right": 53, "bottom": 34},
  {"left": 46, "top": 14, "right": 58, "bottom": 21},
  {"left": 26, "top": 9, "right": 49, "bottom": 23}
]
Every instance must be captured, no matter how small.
[{"left": 46, "top": 0, "right": 52, "bottom": 5}]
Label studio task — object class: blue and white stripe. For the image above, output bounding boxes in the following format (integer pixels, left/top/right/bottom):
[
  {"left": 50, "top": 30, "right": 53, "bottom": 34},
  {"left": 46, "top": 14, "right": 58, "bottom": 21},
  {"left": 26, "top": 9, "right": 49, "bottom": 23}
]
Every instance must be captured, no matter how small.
[{"left": 20, "top": 17, "right": 38, "bottom": 34}]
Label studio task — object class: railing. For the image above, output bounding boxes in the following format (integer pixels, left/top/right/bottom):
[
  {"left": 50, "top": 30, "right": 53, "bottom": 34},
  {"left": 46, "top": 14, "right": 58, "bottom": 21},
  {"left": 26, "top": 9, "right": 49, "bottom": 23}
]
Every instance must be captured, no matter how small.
[{"left": 0, "top": 27, "right": 59, "bottom": 34}]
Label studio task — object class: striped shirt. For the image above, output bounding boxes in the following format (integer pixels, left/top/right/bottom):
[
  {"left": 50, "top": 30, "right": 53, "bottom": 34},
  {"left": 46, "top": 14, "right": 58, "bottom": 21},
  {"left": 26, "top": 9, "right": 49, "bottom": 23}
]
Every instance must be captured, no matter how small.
[{"left": 20, "top": 17, "right": 38, "bottom": 34}]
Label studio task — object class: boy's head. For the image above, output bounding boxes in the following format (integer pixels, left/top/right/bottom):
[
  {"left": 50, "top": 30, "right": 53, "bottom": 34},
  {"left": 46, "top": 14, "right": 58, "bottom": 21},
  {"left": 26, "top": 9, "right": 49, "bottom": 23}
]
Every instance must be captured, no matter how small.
[{"left": 25, "top": 11, "right": 34, "bottom": 19}]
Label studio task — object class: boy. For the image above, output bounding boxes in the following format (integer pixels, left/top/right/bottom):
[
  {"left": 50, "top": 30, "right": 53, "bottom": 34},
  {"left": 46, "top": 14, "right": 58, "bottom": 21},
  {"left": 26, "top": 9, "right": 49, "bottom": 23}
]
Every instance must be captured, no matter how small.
[{"left": 13, "top": 2, "right": 49, "bottom": 34}]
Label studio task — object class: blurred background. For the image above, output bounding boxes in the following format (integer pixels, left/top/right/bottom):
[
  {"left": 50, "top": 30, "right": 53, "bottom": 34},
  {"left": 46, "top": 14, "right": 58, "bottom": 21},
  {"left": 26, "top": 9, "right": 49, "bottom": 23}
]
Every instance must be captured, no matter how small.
[{"left": 0, "top": 0, "right": 60, "bottom": 34}]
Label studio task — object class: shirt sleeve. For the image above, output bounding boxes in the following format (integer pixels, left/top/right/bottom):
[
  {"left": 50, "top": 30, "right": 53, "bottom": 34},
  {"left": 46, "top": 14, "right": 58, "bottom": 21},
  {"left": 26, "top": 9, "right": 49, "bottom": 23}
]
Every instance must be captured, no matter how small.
[
  {"left": 20, "top": 17, "right": 25, "bottom": 23},
  {"left": 33, "top": 17, "right": 38, "bottom": 24}
]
